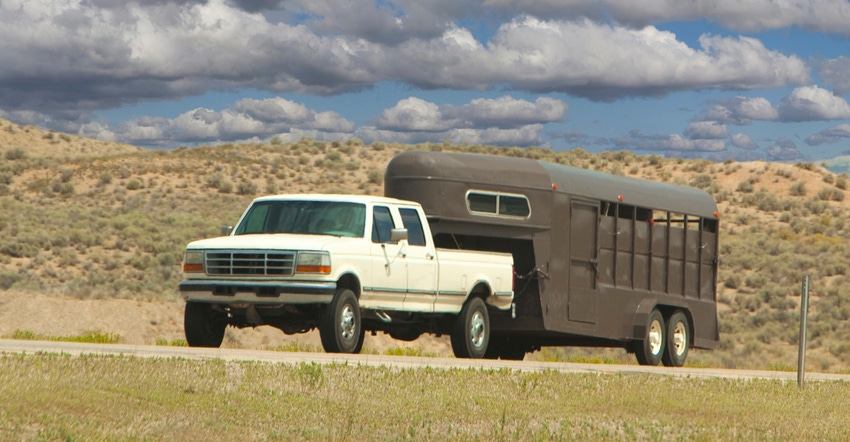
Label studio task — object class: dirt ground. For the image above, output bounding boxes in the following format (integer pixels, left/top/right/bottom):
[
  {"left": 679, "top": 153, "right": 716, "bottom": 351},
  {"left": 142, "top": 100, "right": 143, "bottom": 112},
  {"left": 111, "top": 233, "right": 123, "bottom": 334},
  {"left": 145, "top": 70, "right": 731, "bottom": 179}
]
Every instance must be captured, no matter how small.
[{"left": 0, "top": 290, "right": 455, "bottom": 355}]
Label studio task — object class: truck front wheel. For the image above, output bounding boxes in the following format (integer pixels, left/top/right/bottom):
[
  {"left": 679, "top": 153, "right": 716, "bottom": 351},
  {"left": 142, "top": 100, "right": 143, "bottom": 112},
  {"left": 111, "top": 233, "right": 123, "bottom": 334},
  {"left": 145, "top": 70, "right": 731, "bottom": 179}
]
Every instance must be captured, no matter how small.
[
  {"left": 184, "top": 301, "right": 227, "bottom": 348},
  {"left": 451, "top": 297, "right": 490, "bottom": 359},
  {"left": 319, "top": 288, "right": 364, "bottom": 354}
]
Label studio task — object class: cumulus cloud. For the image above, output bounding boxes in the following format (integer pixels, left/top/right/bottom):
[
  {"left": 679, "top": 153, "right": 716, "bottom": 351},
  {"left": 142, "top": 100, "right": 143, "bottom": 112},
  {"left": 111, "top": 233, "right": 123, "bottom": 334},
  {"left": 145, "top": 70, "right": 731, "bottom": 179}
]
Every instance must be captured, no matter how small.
[
  {"left": 484, "top": 0, "right": 850, "bottom": 35},
  {"left": 389, "top": 18, "right": 808, "bottom": 100},
  {"left": 95, "top": 94, "right": 560, "bottom": 147},
  {"left": 374, "top": 96, "right": 567, "bottom": 132},
  {"left": 765, "top": 138, "right": 804, "bottom": 161},
  {"left": 112, "top": 97, "right": 355, "bottom": 146},
  {"left": 684, "top": 121, "right": 728, "bottom": 139},
  {"left": 363, "top": 95, "right": 564, "bottom": 146},
  {"left": 805, "top": 123, "right": 850, "bottom": 146},
  {"left": 373, "top": 97, "right": 461, "bottom": 132},
  {"left": 730, "top": 133, "right": 759, "bottom": 150},
  {"left": 704, "top": 96, "right": 779, "bottom": 124},
  {"left": 778, "top": 86, "right": 850, "bottom": 122},
  {"left": 615, "top": 130, "right": 726, "bottom": 153},
  {"left": 817, "top": 56, "right": 850, "bottom": 95},
  {"left": 355, "top": 124, "right": 547, "bottom": 147},
  {"left": 0, "top": 1, "right": 810, "bottom": 124}
]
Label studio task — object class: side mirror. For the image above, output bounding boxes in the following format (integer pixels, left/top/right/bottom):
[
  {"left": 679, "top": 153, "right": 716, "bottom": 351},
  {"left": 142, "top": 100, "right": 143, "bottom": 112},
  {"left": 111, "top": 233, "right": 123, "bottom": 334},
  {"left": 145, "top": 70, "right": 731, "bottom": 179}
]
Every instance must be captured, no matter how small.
[
  {"left": 221, "top": 225, "right": 234, "bottom": 236},
  {"left": 390, "top": 228, "right": 408, "bottom": 242}
]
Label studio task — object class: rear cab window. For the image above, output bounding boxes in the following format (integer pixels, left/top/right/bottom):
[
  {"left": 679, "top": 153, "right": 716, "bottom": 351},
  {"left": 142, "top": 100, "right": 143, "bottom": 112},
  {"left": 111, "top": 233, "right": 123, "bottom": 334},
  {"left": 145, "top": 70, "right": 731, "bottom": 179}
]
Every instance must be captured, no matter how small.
[{"left": 399, "top": 207, "right": 427, "bottom": 246}]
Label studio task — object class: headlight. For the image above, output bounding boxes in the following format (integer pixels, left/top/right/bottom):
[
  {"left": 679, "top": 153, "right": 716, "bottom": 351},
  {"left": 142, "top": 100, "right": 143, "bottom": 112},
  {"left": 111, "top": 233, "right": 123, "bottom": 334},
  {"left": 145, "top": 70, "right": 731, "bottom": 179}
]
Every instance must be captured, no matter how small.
[
  {"left": 183, "top": 250, "right": 204, "bottom": 273},
  {"left": 295, "top": 252, "right": 331, "bottom": 274}
]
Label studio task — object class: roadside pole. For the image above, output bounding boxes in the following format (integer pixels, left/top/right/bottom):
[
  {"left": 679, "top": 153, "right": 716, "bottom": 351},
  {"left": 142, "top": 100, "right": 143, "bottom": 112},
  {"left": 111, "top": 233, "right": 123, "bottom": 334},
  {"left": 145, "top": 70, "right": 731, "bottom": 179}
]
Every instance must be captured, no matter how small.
[{"left": 798, "top": 275, "right": 810, "bottom": 389}]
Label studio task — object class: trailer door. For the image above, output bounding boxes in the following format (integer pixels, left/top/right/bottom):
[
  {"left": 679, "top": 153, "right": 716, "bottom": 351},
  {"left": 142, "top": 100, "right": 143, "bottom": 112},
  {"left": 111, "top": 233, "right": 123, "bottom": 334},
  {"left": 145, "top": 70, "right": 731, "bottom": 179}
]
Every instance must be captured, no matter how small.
[{"left": 568, "top": 199, "right": 598, "bottom": 324}]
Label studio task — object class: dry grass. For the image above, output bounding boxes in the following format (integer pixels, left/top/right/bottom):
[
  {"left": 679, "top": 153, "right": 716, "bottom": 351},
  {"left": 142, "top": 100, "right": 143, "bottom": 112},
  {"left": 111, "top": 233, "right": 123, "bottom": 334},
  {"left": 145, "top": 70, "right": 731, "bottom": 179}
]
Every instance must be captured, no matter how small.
[
  {"left": 1, "top": 352, "right": 849, "bottom": 441},
  {"left": 3, "top": 119, "right": 850, "bottom": 371}
]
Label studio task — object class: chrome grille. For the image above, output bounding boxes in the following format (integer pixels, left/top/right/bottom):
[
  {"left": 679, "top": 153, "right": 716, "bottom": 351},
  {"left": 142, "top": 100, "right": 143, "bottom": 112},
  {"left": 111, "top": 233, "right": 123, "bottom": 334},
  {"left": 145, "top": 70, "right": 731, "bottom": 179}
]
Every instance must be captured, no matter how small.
[{"left": 205, "top": 251, "right": 296, "bottom": 276}]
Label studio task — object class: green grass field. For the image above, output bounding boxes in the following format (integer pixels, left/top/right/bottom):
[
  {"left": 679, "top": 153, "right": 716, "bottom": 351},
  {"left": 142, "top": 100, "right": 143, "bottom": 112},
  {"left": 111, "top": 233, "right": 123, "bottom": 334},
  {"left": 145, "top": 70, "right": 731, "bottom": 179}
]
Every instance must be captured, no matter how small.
[{"left": 1, "top": 352, "right": 848, "bottom": 441}]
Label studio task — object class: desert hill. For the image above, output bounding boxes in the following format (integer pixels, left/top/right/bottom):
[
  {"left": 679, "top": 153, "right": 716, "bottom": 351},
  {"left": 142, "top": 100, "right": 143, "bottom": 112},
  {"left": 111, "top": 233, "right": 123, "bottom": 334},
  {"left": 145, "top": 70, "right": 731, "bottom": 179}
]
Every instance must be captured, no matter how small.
[{"left": 2, "top": 119, "right": 850, "bottom": 371}]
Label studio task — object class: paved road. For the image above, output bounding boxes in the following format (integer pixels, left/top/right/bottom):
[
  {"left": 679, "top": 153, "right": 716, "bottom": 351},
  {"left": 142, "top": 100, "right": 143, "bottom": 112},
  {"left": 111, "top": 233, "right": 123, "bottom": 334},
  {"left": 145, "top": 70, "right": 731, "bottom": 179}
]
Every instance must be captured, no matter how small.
[{"left": 2, "top": 339, "right": 848, "bottom": 382}]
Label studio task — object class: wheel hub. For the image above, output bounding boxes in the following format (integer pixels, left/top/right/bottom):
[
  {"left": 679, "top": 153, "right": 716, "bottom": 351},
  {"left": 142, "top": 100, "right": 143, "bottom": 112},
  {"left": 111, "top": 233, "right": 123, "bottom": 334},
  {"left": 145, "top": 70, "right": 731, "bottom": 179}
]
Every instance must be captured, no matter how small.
[
  {"left": 339, "top": 304, "right": 356, "bottom": 340},
  {"left": 672, "top": 322, "right": 687, "bottom": 356},
  {"left": 648, "top": 319, "right": 663, "bottom": 355},
  {"left": 470, "top": 311, "right": 485, "bottom": 348}
]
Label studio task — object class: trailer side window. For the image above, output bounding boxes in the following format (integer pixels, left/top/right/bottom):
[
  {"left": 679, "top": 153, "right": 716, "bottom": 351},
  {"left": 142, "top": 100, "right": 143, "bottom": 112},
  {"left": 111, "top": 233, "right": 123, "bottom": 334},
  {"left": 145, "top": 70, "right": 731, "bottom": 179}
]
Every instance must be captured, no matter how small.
[
  {"left": 468, "top": 192, "right": 497, "bottom": 214},
  {"left": 466, "top": 190, "right": 530, "bottom": 219},
  {"left": 500, "top": 195, "right": 531, "bottom": 217}
]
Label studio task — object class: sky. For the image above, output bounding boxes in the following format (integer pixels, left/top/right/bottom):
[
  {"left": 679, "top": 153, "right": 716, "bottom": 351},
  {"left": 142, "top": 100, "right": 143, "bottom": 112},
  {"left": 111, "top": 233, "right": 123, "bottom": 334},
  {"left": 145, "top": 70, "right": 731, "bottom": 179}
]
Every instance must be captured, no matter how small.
[{"left": 3, "top": 1, "right": 850, "bottom": 161}]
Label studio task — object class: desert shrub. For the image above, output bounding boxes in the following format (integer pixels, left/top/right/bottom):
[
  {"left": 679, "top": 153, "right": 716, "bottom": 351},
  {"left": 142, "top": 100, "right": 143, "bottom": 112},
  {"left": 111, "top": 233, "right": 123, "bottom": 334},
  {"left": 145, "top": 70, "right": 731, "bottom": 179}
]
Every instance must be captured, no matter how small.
[
  {"left": 789, "top": 181, "right": 806, "bottom": 196},
  {"left": 99, "top": 172, "right": 113, "bottom": 185},
  {"left": 745, "top": 272, "right": 767, "bottom": 289},
  {"left": 5, "top": 148, "right": 26, "bottom": 160},
  {"left": 0, "top": 241, "right": 39, "bottom": 258},
  {"left": 367, "top": 168, "right": 382, "bottom": 185},
  {"left": 59, "top": 169, "right": 74, "bottom": 183},
  {"left": 237, "top": 180, "right": 258, "bottom": 195},
  {"left": 689, "top": 174, "right": 712, "bottom": 189},
  {"left": 0, "top": 269, "right": 22, "bottom": 289},
  {"left": 126, "top": 179, "right": 142, "bottom": 190},
  {"left": 217, "top": 180, "right": 233, "bottom": 194},
  {"left": 723, "top": 273, "right": 741, "bottom": 289},
  {"left": 817, "top": 187, "right": 844, "bottom": 202},
  {"left": 736, "top": 178, "right": 755, "bottom": 193}
]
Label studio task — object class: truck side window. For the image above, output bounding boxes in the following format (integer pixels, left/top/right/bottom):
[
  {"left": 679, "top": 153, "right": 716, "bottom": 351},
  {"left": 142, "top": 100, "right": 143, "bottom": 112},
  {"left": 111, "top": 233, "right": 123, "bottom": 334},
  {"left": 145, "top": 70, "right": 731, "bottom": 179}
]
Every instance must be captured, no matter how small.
[
  {"left": 372, "top": 206, "right": 395, "bottom": 243},
  {"left": 399, "top": 208, "right": 427, "bottom": 246}
]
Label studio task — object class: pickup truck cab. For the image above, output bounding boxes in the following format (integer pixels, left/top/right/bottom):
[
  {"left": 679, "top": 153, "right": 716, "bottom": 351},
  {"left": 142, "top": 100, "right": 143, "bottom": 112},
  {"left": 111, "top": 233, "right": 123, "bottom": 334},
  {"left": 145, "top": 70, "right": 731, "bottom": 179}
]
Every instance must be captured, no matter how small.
[{"left": 179, "top": 194, "right": 514, "bottom": 358}]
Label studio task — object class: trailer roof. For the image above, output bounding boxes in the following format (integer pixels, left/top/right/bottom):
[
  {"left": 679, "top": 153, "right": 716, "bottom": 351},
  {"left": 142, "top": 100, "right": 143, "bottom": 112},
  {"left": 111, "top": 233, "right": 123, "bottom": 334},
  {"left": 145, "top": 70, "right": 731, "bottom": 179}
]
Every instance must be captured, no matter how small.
[{"left": 387, "top": 151, "right": 718, "bottom": 219}]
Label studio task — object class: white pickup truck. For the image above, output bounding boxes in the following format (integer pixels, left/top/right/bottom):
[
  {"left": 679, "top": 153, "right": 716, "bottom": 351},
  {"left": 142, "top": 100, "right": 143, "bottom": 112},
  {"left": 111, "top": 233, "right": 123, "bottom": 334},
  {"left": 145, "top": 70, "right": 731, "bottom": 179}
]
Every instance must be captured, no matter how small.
[{"left": 179, "top": 194, "right": 514, "bottom": 358}]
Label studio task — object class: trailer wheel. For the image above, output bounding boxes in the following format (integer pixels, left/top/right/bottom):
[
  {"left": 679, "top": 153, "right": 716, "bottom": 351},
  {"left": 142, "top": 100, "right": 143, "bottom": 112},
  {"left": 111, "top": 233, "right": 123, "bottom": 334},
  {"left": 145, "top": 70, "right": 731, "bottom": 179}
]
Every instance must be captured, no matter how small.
[
  {"left": 319, "top": 288, "right": 364, "bottom": 354},
  {"left": 634, "top": 309, "right": 665, "bottom": 366},
  {"left": 662, "top": 310, "right": 689, "bottom": 367},
  {"left": 451, "top": 297, "right": 490, "bottom": 359},
  {"left": 184, "top": 301, "right": 227, "bottom": 348}
]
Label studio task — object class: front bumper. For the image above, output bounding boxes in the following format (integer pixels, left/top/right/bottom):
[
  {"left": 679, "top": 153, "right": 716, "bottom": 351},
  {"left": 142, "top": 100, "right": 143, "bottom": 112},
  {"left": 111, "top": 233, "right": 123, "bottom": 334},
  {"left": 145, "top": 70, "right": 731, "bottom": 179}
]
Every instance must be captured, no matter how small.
[{"left": 179, "top": 279, "right": 337, "bottom": 304}]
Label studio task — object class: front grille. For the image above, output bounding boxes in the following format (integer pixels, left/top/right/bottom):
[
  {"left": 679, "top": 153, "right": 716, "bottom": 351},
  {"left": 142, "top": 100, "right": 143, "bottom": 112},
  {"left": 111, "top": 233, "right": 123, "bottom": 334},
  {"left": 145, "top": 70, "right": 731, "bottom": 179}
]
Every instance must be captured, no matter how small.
[{"left": 205, "top": 251, "right": 296, "bottom": 276}]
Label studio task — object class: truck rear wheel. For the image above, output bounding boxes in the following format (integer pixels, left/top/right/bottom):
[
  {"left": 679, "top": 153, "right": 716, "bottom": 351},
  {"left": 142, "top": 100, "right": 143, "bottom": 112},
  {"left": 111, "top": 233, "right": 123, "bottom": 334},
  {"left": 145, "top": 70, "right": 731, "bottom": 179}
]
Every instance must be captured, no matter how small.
[
  {"left": 634, "top": 309, "right": 665, "bottom": 366},
  {"left": 184, "top": 301, "right": 226, "bottom": 348},
  {"left": 662, "top": 310, "right": 690, "bottom": 367},
  {"left": 451, "top": 297, "right": 490, "bottom": 359},
  {"left": 319, "top": 288, "right": 364, "bottom": 354}
]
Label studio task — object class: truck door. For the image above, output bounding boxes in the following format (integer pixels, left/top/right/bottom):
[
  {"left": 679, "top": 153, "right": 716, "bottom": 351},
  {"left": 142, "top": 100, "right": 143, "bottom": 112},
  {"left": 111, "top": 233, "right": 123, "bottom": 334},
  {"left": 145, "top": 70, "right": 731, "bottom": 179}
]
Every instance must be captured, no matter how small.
[
  {"left": 568, "top": 199, "right": 599, "bottom": 324},
  {"left": 367, "top": 205, "right": 407, "bottom": 310},
  {"left": 398, "top": 208, "right": 437, "bottom": 312}
]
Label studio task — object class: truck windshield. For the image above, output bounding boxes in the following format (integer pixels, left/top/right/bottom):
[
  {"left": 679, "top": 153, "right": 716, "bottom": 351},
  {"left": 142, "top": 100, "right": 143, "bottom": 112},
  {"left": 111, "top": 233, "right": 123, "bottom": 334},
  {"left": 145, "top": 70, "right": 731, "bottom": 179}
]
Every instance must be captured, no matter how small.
[{"left": 235, "top": 201, "right": 367, "bottom": 237}]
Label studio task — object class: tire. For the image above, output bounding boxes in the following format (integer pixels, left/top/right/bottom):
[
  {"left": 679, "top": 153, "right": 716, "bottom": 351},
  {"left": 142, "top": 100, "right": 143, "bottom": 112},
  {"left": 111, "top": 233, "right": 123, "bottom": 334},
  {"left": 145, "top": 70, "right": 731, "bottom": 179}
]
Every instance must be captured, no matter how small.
[
  {"left": 662, "top": 310, "right": 690, "bottom": 367},
  {"left": 634, "top": 309, "right": 665, "bottom": 366},
  {"left": 184, "top": 301, "right": 226, "bottom": 348},
  {"left": 451, "top": 297, "right": 490, "bottom": 359},
  {"left": 319, "top": 288, "right": 364, "bottom": 354}
]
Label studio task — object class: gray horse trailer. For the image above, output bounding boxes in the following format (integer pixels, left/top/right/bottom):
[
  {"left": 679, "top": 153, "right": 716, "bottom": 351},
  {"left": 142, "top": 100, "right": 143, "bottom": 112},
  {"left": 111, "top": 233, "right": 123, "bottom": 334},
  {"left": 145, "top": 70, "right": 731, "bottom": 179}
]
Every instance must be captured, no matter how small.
[{"left": 385, "top": 150, "right": 719, "bottom": 366}]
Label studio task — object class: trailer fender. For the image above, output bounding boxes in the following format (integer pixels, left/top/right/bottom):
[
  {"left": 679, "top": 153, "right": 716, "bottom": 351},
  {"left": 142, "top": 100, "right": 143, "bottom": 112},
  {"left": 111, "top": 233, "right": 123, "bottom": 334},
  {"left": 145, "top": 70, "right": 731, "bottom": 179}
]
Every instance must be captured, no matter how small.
[
  {"left": 630, "top": 298, "right": 658, "bottom": 341},
  {"left": 631, "top": 299, "right": 693, "bottom": 341}
]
